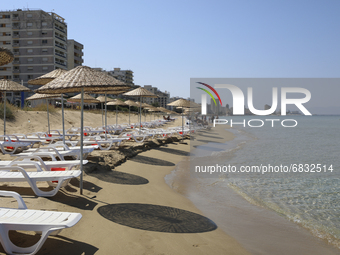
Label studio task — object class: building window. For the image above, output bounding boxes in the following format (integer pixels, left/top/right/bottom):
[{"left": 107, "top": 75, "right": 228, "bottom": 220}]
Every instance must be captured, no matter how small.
[
  {"left": 27, "top": 75, "right": 33, "bottom": 79},
  {"left": 27, "top": 14, "right": 32, "bottom": 18},
  {"left": 27, "top": 49, "right": 33, "bottom": 53},
  {"left": 27, "top": 40, "right": 33, "bottom": 44},
  {"left": 27, "top": 22, "right": 33, "bottom": 27},
  {"left": 42, "top": 22, "right": 47, "bottom": 26},
  {"left": 42, "top": 40, "right": 47, "bottom": 44},
  {"left": 27, "top": 31, "right": 33, "bottom": 36},
  {"left": 27, "top": 67, "right": 33, "bottom": 71},
  {"left": 42, "top": 48, "right": 48, "bottom": 53},
  {"left": 27, "top": 58, "right": 33, "bottom": 62},
  {"left": 42, "top": 66, "right": 48, "bottom": 70},
  {"left": 42, "top": 31, "right": 48, "bottom": 35},
  {"left": 42, "top": 57, "right": 48, "bottom": 62}
]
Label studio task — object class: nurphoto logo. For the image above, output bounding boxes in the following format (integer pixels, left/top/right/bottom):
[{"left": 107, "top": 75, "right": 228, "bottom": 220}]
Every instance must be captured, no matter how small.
[{"left": 195, "top": 81, "right": 312, "bottom": 128}]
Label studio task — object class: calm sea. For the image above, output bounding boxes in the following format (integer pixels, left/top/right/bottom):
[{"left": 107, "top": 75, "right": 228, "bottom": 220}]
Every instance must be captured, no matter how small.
[{"left": 189, "top": 115, "right": 340, "bottom": 249}]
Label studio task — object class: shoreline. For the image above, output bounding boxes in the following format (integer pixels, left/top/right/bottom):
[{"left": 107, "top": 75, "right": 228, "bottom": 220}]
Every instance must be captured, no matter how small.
[{"left": 166, "top": 124, "right": 340, "bottom": 255}]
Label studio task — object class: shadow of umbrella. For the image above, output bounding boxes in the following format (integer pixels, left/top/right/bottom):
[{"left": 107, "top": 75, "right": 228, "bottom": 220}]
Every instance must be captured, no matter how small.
[
  {"left": 154, "top": 147, "right": 190, "bottom": 156},
  {"left": 87, "top": 170, "right": 149, "bottom": 185},
  {"left": 130, "top": 155, "right": 175, "bottom": 166},
  {"left": 97, "top": 203, "right": 217, "bottom": 233}
]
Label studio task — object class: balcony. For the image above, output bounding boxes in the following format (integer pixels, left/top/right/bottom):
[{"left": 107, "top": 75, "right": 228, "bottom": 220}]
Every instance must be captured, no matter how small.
[
  {"left": 55, "top": 52, "right": 66, "bottom": 58},
  {"left": 55, "top": 26, "right": 66, "bottom": 33},
  {"left": 55, "top": 44, "right": 66, "bottom": 50},
  {"left": 55, "top": 61, "right": 66, "bottom": 67},
  {"left": 55, "top": 35, "right": 66, "bottom": 42}
]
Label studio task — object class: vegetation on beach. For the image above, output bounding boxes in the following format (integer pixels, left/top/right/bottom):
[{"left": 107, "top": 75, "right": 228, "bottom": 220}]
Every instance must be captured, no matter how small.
[{"left": 0, "top": 102, "right": 15, "bottom": 120}]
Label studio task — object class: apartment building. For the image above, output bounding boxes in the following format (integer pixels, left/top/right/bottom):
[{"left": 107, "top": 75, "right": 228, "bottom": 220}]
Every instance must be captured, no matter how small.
[
  {"left": 107, "top": 68, "right": 134, "bottom": 86},
  {"left": 67, "top": 39, "right": 83, "bottom": 69},
  {"left": 0, "top": 9, "right": 79, "bottom": 103},
  {"left": 143, "top": 85, "right": 170, "bottom": 109}
]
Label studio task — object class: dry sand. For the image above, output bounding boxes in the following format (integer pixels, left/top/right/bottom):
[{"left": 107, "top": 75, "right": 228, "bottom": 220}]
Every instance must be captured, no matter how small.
[{"left": 0, "top": 109, "right": 249, "bottom": 255}]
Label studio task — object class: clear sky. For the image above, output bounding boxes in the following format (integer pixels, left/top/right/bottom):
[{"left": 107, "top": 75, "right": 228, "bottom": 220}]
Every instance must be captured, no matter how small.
[{"left": 2, "top": 0, "right": 340, "bottom": 98}]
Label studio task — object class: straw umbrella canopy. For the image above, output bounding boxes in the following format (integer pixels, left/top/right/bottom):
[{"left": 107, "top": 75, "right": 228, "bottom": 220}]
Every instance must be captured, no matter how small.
[
  {"left": 25, "top": 93, "right": 62, "bottom": 134},
  {"left": 28, "top": 69, "right": 68, "bottom": 86},
  {"left": 0, "top": 79, "right": 31, "bottom": 135},
  {"left": 124, "top": 100, "right": 138, "bottom": 125},
  {"left": 106, "top": 99, "right": 127, "bottom": 126},
  {"left": 0, "top": 47, "right": 14, "bottom": 66},
  {"left": 168, "top": 98, "right": 193, "bottom": 142},
  {"left": 96, "top": 96, "right": 114, "bottom": 127},
  {"left": 35, "top": 65, "right": 130, "bottom": 195},
  {"left": 123, "top": 87, "right": 157, "bottom": 134},
  {"left": 68, "top": 93, "right": 100, "bottom": 104}
]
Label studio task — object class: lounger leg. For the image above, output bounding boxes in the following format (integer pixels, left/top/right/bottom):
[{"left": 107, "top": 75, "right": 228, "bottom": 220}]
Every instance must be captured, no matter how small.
[
  {"left": 0, "top": 226, "right": 61, "bottom": 255},
  {"left": 29, "top": 179, "right": 66, "bottom": 197}
]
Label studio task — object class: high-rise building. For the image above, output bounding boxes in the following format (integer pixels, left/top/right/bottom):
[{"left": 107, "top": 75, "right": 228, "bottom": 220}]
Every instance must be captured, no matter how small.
[
  {"left": 0, "top": 9, "right": 83, "bottom": 103},
  {"left": 143, "top": 85, "right": 170, "bottom": 109},
  {"left": 67, "top": 39, "right": 83, "bottom": 69},
  {"left": 107, "top": 68, "right": 134, "bottom": 86}
]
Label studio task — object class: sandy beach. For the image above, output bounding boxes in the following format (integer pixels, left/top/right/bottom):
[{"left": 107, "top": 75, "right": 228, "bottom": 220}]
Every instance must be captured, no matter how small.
[{"left": 0, "top": 109, "right": 249, "bottom": 255}]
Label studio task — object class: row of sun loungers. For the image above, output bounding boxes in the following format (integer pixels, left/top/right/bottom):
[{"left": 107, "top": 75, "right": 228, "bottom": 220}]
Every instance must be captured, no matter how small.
[{"left": 0, "top": 117, "right": 207, "bottom": 254}]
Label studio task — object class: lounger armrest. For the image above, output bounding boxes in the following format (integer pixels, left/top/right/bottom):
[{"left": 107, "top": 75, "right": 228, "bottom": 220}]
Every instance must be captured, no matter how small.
[
  {"left": 10, "top": 156, "right": 50, "bottom": 171},
  {"left": 0, "top": 190, "right": 27, "bottom": 209}
]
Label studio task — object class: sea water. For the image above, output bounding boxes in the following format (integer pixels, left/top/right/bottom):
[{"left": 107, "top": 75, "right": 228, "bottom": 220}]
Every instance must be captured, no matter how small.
[{"left": 188, "top": 115, "right": 340, "bottom": 249}]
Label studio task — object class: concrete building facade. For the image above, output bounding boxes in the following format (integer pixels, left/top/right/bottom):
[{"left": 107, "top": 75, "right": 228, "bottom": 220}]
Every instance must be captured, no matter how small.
[
  {"left": 0, "top": 9, "right": 83, "bottom": 104},
  {"left": 143, "top": 85, "right": 170, "bottom": 109},
  {"left": 67, "top": 39, "right": 83, "bottom": 69},
  {"left": 107, "top": 68, "right": 134, "bottom": 86}
]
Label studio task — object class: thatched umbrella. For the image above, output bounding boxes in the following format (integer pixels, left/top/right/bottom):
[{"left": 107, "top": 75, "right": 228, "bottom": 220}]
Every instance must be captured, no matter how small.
[
  {"left": 0, "top": 79, "right": 31, "bottom": 135},
  {"left": 68, "top": 93, "right": 100, "bottom": 104},
  {"left": 36, "top": 65, "right": 130, "bottom": 195},
  {"left": 123, "top": 87, "right": 157, "bottom": 134},
  {"left": 28, "top": 69, "right": 68, "bottom": 144},
  {"left": 96, "top": 96, "right": 114, "bottom": 127},
  {"left": 25, "top": 93, "right": 62, "bottom": 134},
  {"left": 28, "top": 69, "right": 68, "bottom": 85},
  {"left": 106, "top": 99, "right": 127, "bottom": 126},
  {"left": 0, "top": 47, "right": 14, "bottom": 66},
  {"left": 168, "top": 99, "right": 193, "bottom": 142},
  {"left": 124, "top": 100, "right": 138, "bottom": 125}
]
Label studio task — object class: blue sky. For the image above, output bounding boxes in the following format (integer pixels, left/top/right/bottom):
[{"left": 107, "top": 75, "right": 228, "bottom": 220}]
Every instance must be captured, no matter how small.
[{"left": 3, "top": 0, "right": 340, "bottom": 98}]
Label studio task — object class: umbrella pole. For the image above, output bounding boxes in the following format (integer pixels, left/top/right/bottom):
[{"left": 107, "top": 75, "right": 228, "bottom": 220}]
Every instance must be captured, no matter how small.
[
  {"left": 80, "top": 88, "right": 84, "bottom": 195},
  {"left": 116, "top": 105, "right": 118, "bottom": 126},
  {"left": 139, "top": 97, "right": 142, "bottom": 134},
  {"left": 61, "top": 94, "right": 65, "bottom": 145},
  {"left": 182, "top": 111, "right": 184, "bottom": 143},
  {"left": 101, "top": 102, "right": 103, "bottom": 127},
  {"left": 105, "top": 93, "right": 107, "bottom": 140},
  {"left": 46, "top": 99, "right": 50, "bottom": 134},
  {"left": 129, "top": 105, "right": 130, "bottom": 126},
  {"left": 3, "top": 92, "right": 6, "bottom": 135}
]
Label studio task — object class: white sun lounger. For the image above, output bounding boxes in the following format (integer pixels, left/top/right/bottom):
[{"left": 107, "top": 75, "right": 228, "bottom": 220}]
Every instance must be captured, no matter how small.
[
  {"left": 0, "top": 138, "right": 32, "bottom": 155},
  {"left": 16, "top": 146, "right": 94, "bottom": 160},
  {"left": 0, "top": 190, "right": 82, "bottom": 255},
  {"left": 0, "top": 162, "right": 81, "bottom": 197}
]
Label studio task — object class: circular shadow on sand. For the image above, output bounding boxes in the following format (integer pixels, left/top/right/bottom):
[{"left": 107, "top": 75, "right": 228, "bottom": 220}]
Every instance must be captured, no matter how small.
[
  {"left": 130, "top": 155, "right": 175, "bottom": 166},
  {"left": 88, "top": 171, "right": 149, "bottom": 185},
  {"left": 97, "top": 203, "right": 217, "bottom": 233},
  {"left": 154, "top": 147, "right": 190, "bottom": 156}
]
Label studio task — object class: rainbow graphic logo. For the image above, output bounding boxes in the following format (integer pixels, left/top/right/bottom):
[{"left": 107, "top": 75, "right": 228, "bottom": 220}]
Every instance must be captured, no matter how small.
[{"left": 196, "top": 82, "right": 222, "bottom": 115}]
